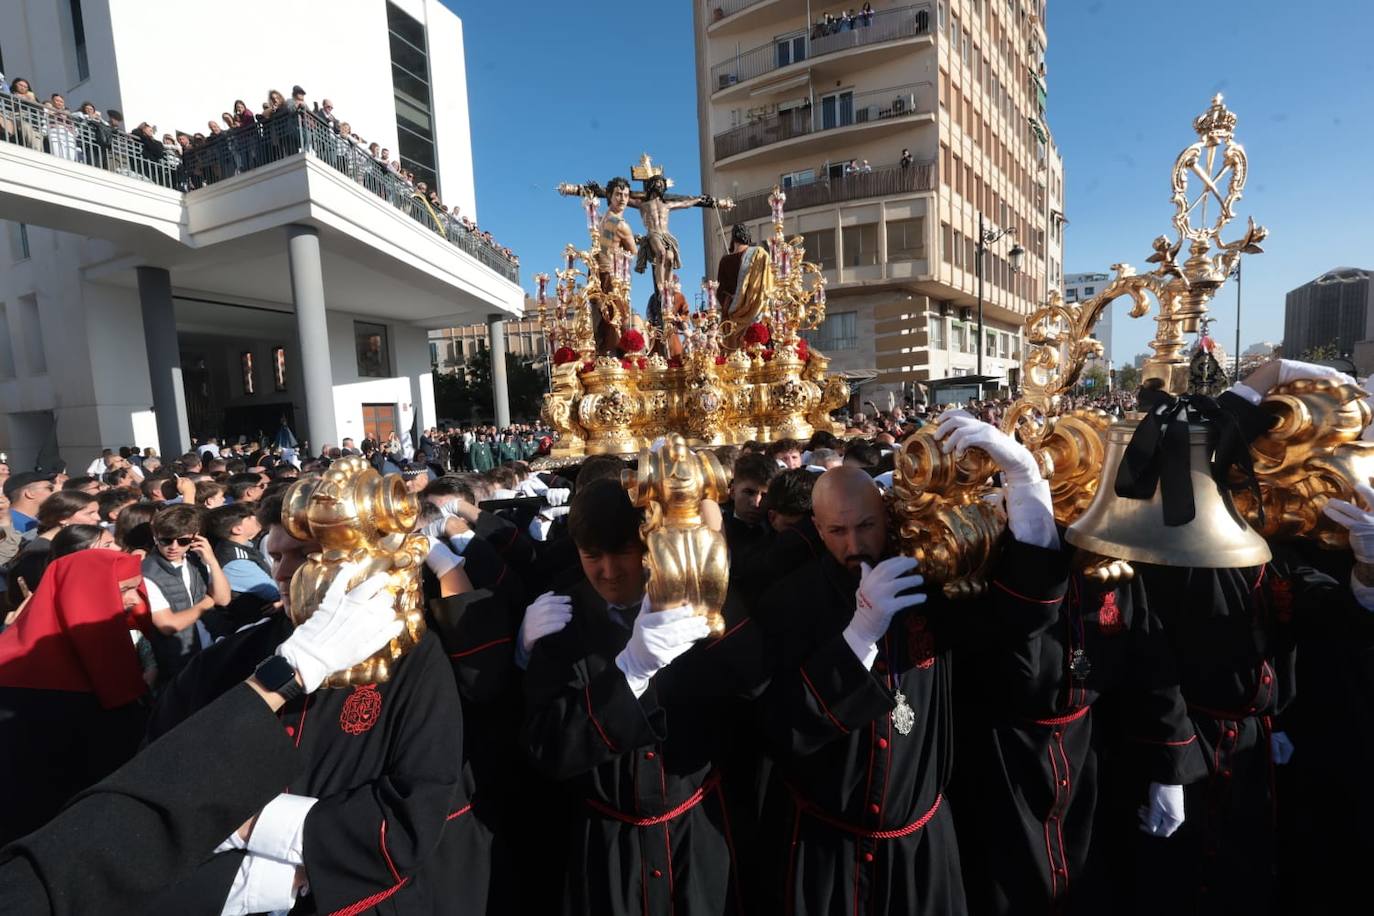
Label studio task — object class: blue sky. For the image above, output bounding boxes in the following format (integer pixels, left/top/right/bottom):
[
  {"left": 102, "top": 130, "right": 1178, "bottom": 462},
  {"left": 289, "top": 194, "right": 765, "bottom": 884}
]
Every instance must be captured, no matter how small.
[{"left": 449, "top": 0, "right": 1374, "bottom": 365}]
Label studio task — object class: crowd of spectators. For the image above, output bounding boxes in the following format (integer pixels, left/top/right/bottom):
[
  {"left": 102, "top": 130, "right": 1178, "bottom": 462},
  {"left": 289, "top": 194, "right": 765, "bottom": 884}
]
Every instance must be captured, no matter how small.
[
  {"left": 810, "top": 3, "right": 876, "bottom": 36},
  {"left": 0, "top": 75, "right": 518, "bottom": 268}
]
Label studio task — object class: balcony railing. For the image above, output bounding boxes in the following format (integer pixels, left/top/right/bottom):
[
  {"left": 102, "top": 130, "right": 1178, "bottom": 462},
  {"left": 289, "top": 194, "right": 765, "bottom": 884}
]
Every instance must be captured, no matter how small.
[
  {"left": 0, "top": 94, "right": 519, "bottom": 283},
  {"left": 707, "top": 0, "right": 770, "bottom": 22},
  {"left": 1, "top": 93, "right": 175, "bottom": 186},
  {"left": 713, "top": 82, "right": 933, "bottom": 161},
  {"left": 711, "top": 3, "right": 934, "bottom": 91},
  {"left": 728, "top": 159, "right": 935, "bottom": 222}
]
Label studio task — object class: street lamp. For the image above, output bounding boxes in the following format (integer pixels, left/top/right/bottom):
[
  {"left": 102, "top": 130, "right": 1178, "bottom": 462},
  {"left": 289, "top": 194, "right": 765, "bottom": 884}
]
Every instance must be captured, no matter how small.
[{"left": 975, "top": 212, "right": 1023, "bottom": 383}]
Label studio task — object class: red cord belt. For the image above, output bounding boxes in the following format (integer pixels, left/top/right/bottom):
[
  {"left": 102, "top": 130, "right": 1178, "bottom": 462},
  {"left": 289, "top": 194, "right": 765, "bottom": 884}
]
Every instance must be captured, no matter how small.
[
  {"left": 791, "top": 788, "right": 943, "bottom": 840},
  {"left": 584, "top": 771, "right": 721, "bottom": 827}
]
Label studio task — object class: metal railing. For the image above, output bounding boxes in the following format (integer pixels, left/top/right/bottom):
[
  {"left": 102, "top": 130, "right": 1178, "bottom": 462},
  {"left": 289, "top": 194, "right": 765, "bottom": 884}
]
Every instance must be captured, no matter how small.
[
  {"left": 1, "top": 93, "right": 175, "bottom": 186},
  {"left": 728, "top": 159, "right": 935, "bottom": 222},
  {"left": 713, "top": 81, "right": 932, "bottom": 161},
  {"left": 0, "top": 93, "right": 520, "bottom": 283},
  {"left": 707, "top": 0, "right": 770, "bottom": 22},
  {"left": 710, "top": 3, "right": 934, "bottom": 90}
]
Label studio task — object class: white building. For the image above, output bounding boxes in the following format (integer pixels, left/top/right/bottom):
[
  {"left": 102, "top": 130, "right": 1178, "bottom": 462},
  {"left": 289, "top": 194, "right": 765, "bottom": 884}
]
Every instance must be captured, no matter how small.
[
  {"left": 1064, "top": 270, "right": 1110, "bottom": 365},
  {"left": 0, "top": 0, "right": 522, "bottom": 470}
]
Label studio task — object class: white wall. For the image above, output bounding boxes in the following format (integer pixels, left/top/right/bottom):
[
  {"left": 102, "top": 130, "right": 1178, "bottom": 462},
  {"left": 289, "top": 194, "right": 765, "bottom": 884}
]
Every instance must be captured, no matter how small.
[
  {"left": 419, "top": 0, "right": 476, "bottom": 221},
  {"left": 326, "top": 311, "right": 433, "bottom": 452}
]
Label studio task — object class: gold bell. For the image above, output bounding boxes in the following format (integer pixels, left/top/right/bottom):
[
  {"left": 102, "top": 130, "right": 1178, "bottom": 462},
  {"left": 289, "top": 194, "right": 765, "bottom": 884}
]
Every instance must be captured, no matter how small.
[{"left": 1065, "top": 415, "right": 1271, "bottom": 568}]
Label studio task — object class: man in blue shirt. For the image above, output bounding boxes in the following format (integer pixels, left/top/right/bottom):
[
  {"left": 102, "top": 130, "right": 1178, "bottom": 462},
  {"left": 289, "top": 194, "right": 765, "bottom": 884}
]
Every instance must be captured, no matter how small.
[{"left": 4, "top": 472, "right": 56, "bottom": 535}]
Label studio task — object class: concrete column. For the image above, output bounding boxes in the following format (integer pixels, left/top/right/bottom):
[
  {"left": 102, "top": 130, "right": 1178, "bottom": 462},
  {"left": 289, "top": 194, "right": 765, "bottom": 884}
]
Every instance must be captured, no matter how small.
[
  {"left": 286, "top": 225, "right": 337, "bottom": 450},
  {"left": 487, "top": 314, "right": 510, "bottom": 428},
  {"left": 136, "top": 266, "right": 190, "bottom": 458}
]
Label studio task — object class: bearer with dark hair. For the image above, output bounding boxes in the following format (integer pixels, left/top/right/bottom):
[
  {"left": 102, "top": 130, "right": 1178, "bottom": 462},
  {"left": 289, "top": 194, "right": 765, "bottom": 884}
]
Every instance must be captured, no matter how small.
[
  {"left": 520, "top": 478, "right": 768, "bottom": 914},
  {"left": 722, "top": 452, "right": 778, "bottom": 555}
]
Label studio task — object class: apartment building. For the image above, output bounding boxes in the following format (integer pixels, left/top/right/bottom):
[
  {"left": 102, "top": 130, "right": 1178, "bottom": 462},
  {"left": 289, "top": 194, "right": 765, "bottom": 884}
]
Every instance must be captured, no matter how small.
[
  {"left": 694, "top": 0, "right": 1064, "bottom": 404},
  {"left": 430, "top": 297, "right": 548, "bottom": 376}
]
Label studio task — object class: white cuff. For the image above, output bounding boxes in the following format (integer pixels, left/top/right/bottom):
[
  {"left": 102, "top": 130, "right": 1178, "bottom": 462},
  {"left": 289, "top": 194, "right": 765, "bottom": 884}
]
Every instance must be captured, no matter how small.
[
  {"left": 1226, "top": 382, "right": 1264, "bottom": 405},
  {"left": 424, "top": 538, "right": 464, "bottom": 578},
  {"left": 447, "top": 530, "right": 476, "bottom": 556},
  {"left": 1352, "top": 573, "right": 1374, "bottom": 612},
  {"left": 521, "top": 476, "right": 549, "bottom": 495},
  {"left": 246, "top": 793, "right": 317, "bottom": 866},
  {"left": 841, "top": 625, "right": 880, "bottom": 670},
  {"left": 1005, "top": 479, "right": 1060, "bottom": 551},
  {"left": 528, "top": 516, "right": 553, "bottom": 543},
  {"left": 614, "top": 652, "right": 652, "bottom": 698},
  {"left": 222, "top": 853, "right": 302, "bottom": 916}
]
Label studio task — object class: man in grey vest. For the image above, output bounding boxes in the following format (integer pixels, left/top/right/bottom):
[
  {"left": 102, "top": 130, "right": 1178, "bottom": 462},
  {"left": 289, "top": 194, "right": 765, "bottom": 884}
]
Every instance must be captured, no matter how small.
[{"left": 142, "top": 504, "right": 230, "bottom": 687}]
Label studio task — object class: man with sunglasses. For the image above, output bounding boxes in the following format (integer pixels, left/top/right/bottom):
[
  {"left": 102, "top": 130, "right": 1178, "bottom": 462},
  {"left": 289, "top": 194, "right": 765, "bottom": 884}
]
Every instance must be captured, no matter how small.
[{"left": 141, "top": 504, "right": 230, "bottom": 688}]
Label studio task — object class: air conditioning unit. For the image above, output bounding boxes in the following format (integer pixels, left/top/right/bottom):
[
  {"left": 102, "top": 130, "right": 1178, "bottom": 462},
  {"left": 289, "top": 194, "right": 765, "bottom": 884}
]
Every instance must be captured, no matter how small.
[
  {"left": 959, "top": 306, "right": 973, "bottom": 322},
  {"left": 938, "top": 301, "right": 950, "bottom": 317}
]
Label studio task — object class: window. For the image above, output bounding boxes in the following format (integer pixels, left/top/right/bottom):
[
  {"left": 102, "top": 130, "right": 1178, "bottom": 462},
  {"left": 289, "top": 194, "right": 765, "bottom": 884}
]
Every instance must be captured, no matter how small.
[
  {"left": 962, "top": 29, "right": 971, "bottom": 66},
  {"left": 775, "top": 33, "right": 806, "bottom": 68},
  {"left": 941, "top": 143, "right": 951, "bottom": 185},
  {"left": 68, "top": 0, "right": 88, "bottom": 82},
  {"left": 928, "top": 315, "right": 946, "bottom": 350},
  {"left": 9, "top": 223, "right": 31, "bottom": 261},
  {"left": 388, "top": 2, "right": 440, "bottom": 192},
  {"left": 355, "top": 321, "right": 392, "bottom": 378},
  {"left": 803, "top": 228, "right": 836, "bottom": 271},
  {"left": 953, "top": 154, "right": 963, "bottom": 196},
  {"left": 940, "top": 69, "right": 949, "bottom": 108},
  {"left": 952, "top": 322, "right": 968, "bottom": 352},
  {"left": 953, "top": 230, "right": 964, "bottom": 269},
  {"left": 986, "top": 331, "right": 997, "bottom": 356},
  {"left": 273, "top": 347, "right": 287, "bottom": 391},
  {"left": 942, "top": 222, "right": 953, "bottom": 263},
  {"left": 1083, "top": 286, "right": 1095, "bottom": 295},
  {"left": 842, "top": 223, "right": 879, "bottom": 267},
  {"left": 999, "top": 332, "right": 1010, "bottom": 358},
  {"left": 806, "top": 311, "right": 858, "bottom": 351},
  {"left": 781, "top": 168, "right": 816, "bottom": 189},
  {"left": 820, "top": 90, "right": 854, "bottom": 129},
  {"left": 886, "top": 218, "right": 926, "bottom": 261},
  {"left": 950, "top": 13, "right": 960, "bottom": 46}
]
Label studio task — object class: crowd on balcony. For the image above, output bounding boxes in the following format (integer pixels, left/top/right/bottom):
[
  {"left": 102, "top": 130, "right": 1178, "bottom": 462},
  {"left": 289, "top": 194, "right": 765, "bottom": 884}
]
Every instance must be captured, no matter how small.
[
  {"left": 811, "top": 3, "right": 875, "bottom": 36},
  {"left": 0, "top": 74, "right": 517, "bottom": 269}
]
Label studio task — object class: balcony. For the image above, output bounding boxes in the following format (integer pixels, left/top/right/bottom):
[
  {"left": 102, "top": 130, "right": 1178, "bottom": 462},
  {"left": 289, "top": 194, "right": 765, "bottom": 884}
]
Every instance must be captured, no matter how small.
[
  {"left": 713, "top": 82, "right": 933, "bottom": 165},
  {"left": 705, "top": 0, "right": 805, "bottom": 36},
  {"left": 710, "top": 3, "right": 934, "bottom": 99},
  {"left": 729, "top": 159, "right": 935, "bottom": 223},
  {"left": 0, "top": 94, "right": 519, "bottom": 283}
]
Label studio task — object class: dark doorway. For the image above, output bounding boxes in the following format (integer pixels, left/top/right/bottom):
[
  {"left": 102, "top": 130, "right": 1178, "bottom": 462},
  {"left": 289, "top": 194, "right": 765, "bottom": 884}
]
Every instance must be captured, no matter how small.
[
  {"left": 221, "top": 403, "right": 297, "bottom": 446},
  {"left": 362, "top": 403, "right": 399, "bottom": 442}
]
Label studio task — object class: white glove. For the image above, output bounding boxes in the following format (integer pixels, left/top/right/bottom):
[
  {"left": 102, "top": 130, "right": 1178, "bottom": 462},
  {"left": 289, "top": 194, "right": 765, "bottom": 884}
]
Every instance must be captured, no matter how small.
[
  {"left": 1323, "top": 484, "right": 1374, "bottom": 563},
  {"left": 1138, "top": 782, "right": 1185, "bottom": 837},
  {"left": 934, "top": 412, "right": 1057, "bottom": 550},
  {"left": 1271, "top": 730, "right": 1295, "bottom": 765},
  {"left": 843, "top": 557, "right": 926, "bottom": 669},
  {"left": 422, "top": 515, "right": 452, "bottom": 540},
  {"left": 278, "top": 562, "right": 403, "bottom": 692},
  {"left": 424, "top": 536, "right": 464, "bottom": 578},
  {"left": 614, "top": 601, "right": 711, "bottom": 698},
  {"left": 517, "top": 591, "right": 573, "bottom": 667},
  {"left": 544, "top": 488, "right": 571, "bottom": 507},
  {"left": 1234, "top": 358, "right": 1355, "bottom": 404}
]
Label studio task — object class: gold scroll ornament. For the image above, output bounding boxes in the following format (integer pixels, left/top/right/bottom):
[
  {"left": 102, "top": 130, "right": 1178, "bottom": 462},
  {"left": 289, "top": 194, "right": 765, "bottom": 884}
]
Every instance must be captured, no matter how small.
[
  {"left": 623, "top": 435, "right": 730, "bottom": 637},
  {"left": 281, "top": 455, "right": 430, "bottom": 687}
]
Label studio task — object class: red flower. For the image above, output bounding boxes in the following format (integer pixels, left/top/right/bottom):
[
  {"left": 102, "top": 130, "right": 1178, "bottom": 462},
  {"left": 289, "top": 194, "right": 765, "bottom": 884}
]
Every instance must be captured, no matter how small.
[
  {"left": 743, "top": 322, "right": 770, "bottom": 346},
  {"left": 553, "top": 346, "right": 577, "bottom": 366},
  {"left": 714, "top": 355, "right": 727, "bottom": 365},
  {"left": 796, "top": 339, "right": 810, "bottom": 361},
  {"left": 621, "top": 358, "right": 635, "bottom": 370},
  {"left": 637, "top": 357, "right": 647, "bottom": 370},
  {"left": 580, "top": 361, "right": 595, "bottom": 374},
  {"left": 668, "top": 356, "right": 683, "bottom": 368},
  {"left": 762, "top": 349, "right": 775, "bottom": 361},
  {"left": 619, "top": 329, "right": 646, "bottom": 353}
]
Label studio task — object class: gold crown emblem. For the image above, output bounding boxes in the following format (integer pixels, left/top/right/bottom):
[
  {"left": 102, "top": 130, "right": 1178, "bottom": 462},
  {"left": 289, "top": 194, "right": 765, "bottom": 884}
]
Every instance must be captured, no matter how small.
[
  {"left": 1193, "top": 94, "right": 1238, "bottom": 143},
  {"left": 631, "top": 152, "right": 662, "bottom": 180}
]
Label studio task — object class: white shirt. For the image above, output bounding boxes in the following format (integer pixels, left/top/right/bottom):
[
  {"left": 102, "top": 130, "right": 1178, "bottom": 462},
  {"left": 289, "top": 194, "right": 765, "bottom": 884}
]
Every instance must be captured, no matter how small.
[{"left": 217, "top": 794, "right": 319, "bottom": 915}]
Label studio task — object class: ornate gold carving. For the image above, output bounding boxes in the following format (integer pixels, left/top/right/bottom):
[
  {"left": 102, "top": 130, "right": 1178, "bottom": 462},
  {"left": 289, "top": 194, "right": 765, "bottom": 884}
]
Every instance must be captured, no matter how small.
[
  {"left": 280, "top": 456, "right": 428, "bottom": 688},
  {"left": 1233, "top": 379, "right": 1374, "bottom": 548},
  {"left": 623, "top": 436, "right": 730, "bottom": 637}
]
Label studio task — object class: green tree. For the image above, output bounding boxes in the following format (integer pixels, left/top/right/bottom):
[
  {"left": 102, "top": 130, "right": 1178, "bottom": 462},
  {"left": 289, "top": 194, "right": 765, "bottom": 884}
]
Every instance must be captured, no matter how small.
[
  {"left": 433, "top": 346, "right": 549, "bottom": 424},
  {"left": 1301, "top": 342, "right": 1339, "bottom": 362},
  {"left": 1079, "top": 366, "right": 1109, "bottom": 393},
  {"left": 1115, "top": 365, "right": 1141, "bottom": 391}
]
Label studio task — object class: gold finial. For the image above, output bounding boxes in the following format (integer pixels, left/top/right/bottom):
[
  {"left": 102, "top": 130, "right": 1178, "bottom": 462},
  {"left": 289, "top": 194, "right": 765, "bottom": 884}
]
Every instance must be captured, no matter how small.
[{"left": 1193, "top": 94, "right": 1238, "bottom": 144}]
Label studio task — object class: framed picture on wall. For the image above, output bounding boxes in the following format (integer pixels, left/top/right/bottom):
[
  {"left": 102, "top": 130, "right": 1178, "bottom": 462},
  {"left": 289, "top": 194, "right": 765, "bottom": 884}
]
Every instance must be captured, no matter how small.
[
  {"left": 355, "top": 321, "right": 391, "bottom": 378},
  {"left": 240, "top": 351, "right": 255, "bottom": 395},
  {"left": 273, "top": 346, "right": 287, "bottom": 391}
]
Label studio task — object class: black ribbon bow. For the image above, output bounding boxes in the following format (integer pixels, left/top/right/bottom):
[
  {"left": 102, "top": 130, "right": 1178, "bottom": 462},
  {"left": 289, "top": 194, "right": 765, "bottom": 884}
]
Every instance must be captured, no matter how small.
[{"left": 1113, "top": 388, "right": 1262, "bottom": 527}]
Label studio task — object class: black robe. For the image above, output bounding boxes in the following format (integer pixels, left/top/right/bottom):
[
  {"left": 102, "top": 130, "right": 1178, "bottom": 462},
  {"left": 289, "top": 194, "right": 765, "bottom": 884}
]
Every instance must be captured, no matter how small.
[
  {"left": 753, "top": 552, "right": 965, "bottom": 916},
  {"left": 144, "top": 618, "right": 465, "bottom": 915},
  {"left": 521, "top": 580, "right": 766, "bottom": 915},
  {"left": 951, "top": 539, "right": 1205, "bottom": 916},
  {"left": 0, "top": 683, "right": 298, "bottom": 916}
]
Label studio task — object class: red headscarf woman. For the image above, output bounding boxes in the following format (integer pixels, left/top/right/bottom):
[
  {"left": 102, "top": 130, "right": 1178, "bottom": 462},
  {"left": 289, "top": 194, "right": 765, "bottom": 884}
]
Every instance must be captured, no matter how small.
[{"left": 0, "top": 550, "right": 151, "bottom": 844}]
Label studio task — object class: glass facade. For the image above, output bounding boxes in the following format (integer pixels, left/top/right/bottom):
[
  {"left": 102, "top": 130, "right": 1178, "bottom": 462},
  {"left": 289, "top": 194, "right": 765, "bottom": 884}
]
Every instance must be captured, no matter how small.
[{"left": 387, "top": 2, "right": 440, "bottom": 193}]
